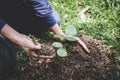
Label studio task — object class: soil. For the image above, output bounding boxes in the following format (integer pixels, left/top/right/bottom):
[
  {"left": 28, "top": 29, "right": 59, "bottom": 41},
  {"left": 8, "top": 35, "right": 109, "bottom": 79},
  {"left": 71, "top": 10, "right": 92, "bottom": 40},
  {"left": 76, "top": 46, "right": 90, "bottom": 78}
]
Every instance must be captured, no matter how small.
[
  {"left": 35, "top": 44, "right": 56, "bottom": 58},
  {"left": 8, "top": 35, "right": 115, "bottom": 80}
]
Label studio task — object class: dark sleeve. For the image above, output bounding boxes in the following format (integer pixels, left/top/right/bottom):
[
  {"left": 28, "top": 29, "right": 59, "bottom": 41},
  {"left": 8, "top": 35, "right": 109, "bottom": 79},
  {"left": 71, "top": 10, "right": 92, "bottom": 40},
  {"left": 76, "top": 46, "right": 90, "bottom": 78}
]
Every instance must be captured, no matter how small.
[
  {"left": 0, "top": 18, "right": 6, "bottom": 30},
  {"left": 29, "top": 0, "right": 53, "bottom": 17}
]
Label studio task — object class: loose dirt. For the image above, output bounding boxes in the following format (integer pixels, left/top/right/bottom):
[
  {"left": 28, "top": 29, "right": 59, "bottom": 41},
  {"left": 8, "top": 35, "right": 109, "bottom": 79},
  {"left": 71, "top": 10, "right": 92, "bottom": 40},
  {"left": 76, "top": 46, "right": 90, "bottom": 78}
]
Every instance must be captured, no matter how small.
[{"left": 8, "top": 35, "right": 114, "bottom": 80}]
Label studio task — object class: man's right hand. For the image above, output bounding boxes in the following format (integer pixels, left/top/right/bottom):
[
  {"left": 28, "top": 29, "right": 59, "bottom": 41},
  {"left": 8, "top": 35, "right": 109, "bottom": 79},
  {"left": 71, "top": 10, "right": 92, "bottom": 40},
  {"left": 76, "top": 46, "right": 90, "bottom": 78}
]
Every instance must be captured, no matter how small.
[
  {"left": 18, "top": 34, "right": 41, "bottom": 58},
  {"left": 1, "top": 24, "right": 41, "bottom": 58}
]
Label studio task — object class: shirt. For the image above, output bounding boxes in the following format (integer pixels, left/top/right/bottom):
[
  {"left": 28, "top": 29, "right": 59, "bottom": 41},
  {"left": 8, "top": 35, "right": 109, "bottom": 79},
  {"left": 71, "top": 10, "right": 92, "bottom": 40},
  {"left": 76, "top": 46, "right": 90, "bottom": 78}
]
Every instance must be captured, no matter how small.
[
  {"left": 30, "top": 0, "right": 53, "bottom": 17},
  {"left": 0, "top": 18, "right": 6, "bottom": 30},
  {"left": 1, "top": 0, "right": 53, "bottom": 17},
  {"left": 0, "top": 0, "right": 53, "bottom": 30}
]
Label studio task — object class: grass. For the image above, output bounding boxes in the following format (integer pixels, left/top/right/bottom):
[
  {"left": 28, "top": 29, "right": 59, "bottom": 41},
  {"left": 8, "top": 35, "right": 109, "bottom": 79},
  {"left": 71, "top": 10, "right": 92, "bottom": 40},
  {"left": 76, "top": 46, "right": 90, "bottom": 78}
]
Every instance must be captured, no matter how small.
[
  {"left": 8, "top": 0, "right": 120, "bottom": 79},
  {"left": 50, "top": 0, "right": 120, "bottom": 53},
  {"left": 50, "top": 0, "right": 120, "bottom": 44}
]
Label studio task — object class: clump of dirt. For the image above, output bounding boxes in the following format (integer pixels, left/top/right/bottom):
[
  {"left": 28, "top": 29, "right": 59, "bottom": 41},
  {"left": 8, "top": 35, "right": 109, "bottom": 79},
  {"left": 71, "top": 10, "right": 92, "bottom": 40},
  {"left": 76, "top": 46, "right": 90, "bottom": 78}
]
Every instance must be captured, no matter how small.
[
  {"left": 29, "top": 44, "right": 56, "bottom": 64},
  {"left": 35, "top": 44, "right": 55, "bottom": 56},
  {"left": 9, "top": 35, "right": 114, "bottom": 80}
]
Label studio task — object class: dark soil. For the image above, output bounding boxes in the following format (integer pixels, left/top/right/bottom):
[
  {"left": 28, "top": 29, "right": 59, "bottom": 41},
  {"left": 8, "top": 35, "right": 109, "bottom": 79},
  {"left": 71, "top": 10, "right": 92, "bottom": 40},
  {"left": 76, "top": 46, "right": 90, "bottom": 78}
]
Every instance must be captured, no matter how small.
[
  {"left": 7, "top": 35, "right": 115, "bottom": 80},
  {"left": 35, "top": 44, "right": 56, "bottom": 58}
]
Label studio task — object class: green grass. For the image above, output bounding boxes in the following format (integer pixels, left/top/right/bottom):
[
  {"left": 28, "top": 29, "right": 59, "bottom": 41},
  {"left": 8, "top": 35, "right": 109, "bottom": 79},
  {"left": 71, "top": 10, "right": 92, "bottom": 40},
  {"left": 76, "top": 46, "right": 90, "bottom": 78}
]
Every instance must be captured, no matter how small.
[
  {"left": 50, "top": 0, "right": 120, "bottom": 51},
  {"left": 9, "top": 0, "right": 120, "bottom": 79}
]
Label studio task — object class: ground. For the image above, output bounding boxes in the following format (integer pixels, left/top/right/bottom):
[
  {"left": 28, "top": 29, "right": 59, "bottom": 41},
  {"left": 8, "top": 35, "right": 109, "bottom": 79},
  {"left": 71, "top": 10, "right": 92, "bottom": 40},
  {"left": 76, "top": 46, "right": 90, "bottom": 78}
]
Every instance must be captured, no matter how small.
[{"left": 7, "top": 35, "right": 115, "bottom": 80}]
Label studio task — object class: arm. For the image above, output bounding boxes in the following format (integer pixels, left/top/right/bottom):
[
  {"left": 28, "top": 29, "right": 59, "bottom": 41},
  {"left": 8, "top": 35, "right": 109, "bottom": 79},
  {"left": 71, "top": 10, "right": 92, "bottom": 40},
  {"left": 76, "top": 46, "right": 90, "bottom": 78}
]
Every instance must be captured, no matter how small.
[
  {"left": 0, "top": 24, "right": 41, "bottom": 58},
  {"left": 50, "top": 23, "right": 66, "bottom": 42}
]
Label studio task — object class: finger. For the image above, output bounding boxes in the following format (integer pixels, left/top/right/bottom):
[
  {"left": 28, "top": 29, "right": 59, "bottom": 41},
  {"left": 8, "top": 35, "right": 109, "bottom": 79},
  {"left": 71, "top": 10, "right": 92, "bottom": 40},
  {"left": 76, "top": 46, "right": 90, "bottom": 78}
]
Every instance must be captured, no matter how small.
[
  {"left": 38, "top": 54, "right": 56, "bottom": 59},
  {"left": 34, "top": 44, "right": 41, "bottom": 50},
  {"left": 32, "top": 40, "right": 42, "bottom": 50},
  {"left": 77, "top": 38, "right": 90, "bottom": 54},
  {"left": 29, "top": 51, "right": 39, "bottom": 58},
  {"left": 30, "top": 43, "right": 41, "bottom": 50}
]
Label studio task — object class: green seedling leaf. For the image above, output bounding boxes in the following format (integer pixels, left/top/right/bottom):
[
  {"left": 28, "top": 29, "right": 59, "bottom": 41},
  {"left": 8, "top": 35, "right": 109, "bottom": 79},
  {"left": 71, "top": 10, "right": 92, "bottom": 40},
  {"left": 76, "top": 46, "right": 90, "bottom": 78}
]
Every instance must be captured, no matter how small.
[
  {"left": 54, "top": 34, "right": 65, "bottom": 38},
  {"left": 66, "top": 36, "right": 77, "bottom": 41},
  {"left": 52, "top": 42, "right": 63, "bottom": 48},
  {"left": 65, "top": 26, "right": 77, "bottom": 36},
  {"left": 57, "top": 48, "right": 68, "bottom": 57}
]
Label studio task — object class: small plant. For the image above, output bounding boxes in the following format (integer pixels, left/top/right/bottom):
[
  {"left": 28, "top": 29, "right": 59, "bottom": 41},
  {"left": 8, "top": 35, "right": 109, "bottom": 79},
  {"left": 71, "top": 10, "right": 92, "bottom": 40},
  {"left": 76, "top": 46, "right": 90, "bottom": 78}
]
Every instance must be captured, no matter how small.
[{"left": 52, "top": 25, "right": 77, "bottom": 57}]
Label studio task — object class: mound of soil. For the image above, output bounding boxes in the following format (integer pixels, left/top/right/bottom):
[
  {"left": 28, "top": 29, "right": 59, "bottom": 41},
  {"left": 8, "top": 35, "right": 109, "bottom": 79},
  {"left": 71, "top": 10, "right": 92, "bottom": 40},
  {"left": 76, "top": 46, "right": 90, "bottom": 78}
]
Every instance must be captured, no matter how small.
[{"left": 9, "top": 35, "right": 114, "bottom": 80}]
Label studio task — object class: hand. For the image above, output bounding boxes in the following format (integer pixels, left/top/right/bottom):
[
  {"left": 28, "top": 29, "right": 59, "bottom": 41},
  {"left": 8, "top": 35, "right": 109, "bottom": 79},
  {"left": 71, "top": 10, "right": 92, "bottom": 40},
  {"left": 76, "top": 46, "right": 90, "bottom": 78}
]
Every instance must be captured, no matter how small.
[
  {"left": 19, "top": 35, "right": 55, "bottom": 59},
  {"left": 0, "top": 24, "right": 41, "bottom": 58},
  {"left": 71, "top": 36, "right": 90, "bottom": 54},
  {"left": 49, "top": 24, "right": 90, "bottom": 54},
  {"left": 58, "top": 36, "right": 90, "bottom": 54},
  {"left": 18, "top": 34, "right": 41, "bottom": 58}
]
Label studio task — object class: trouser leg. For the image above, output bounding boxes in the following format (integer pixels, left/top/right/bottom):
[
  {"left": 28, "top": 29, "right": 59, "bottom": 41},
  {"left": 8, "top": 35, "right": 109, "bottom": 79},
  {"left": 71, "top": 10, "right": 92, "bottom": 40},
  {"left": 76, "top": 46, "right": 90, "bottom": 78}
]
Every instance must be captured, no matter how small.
[{"left": 0, "top": 35, "right": 15, "bottom": 80}]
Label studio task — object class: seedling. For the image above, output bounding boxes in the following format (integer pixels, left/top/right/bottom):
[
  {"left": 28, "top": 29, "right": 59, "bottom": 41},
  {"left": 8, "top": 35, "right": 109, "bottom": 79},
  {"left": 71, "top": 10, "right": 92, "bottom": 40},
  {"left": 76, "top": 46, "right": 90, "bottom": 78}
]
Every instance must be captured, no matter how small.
[{"left": 52, "top": 25, "right": 78, "bottom": 57}]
